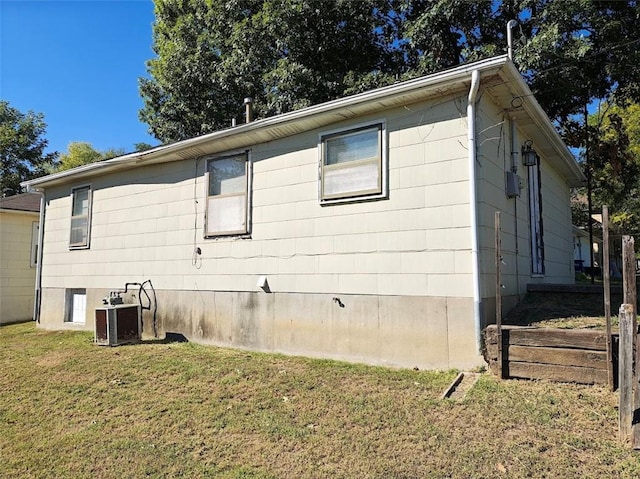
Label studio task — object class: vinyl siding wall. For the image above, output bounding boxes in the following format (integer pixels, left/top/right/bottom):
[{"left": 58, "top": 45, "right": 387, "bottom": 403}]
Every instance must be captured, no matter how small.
[
  {"left": 475, "top": 95, "right": 574, "bottom": 316},
  {"left": 41, "top": 94, "right": 474, "bottom": 299},
  {"left": 0, "top": 211, "right": 38, "bottom": 323},
  {"left": 38, "top": 93, "right": 485, "bottom": 369}
]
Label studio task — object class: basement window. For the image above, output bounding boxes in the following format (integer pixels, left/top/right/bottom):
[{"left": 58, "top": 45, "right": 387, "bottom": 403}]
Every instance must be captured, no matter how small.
[
  {"left": 205, "top": 153, "right": 250, "bottom": 236},
  {"left": 319, "top": 121, "right": 387, "bottom": 203},
  {"left": 69, "top": 185, "right": 92, "bottom": 249}
]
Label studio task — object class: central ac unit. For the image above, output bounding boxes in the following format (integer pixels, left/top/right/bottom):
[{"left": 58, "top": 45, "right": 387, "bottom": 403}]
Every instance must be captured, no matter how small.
[{"left": 95, "top": 304, "right": 141, "bottom": 346}]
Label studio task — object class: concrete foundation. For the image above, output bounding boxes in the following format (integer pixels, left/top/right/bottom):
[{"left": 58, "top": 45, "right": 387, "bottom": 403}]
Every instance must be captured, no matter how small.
[{"left": 38, "top": 287, "right": 483, "bottom": 370}]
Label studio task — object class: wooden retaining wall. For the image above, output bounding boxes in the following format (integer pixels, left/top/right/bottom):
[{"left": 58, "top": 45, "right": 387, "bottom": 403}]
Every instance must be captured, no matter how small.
[{"left": 484, "top": 325, "right": 618, "bottom": 385}]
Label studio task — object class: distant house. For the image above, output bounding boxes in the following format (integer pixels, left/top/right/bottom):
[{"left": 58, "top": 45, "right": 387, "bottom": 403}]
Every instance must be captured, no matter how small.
[
  {"left": 573, "top": 226, "right": 603, "bottom": 274},
  {"left": 0, "top": 192, "right": 40, "bottom": 324},
  {"left": 22, "top": 55, "right": 584, "bottom": 369}
]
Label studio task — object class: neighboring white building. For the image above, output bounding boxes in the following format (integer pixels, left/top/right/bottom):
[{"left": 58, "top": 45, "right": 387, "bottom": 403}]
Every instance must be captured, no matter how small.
[
  {"left": 573, "top": 226, "right": 602, "bottom": 272},
  {"left": 0, "top": 192, "right": 40, "bottom": 324},
  {"left": 22, "top": 56, "right": 584, "bottom": 369}
]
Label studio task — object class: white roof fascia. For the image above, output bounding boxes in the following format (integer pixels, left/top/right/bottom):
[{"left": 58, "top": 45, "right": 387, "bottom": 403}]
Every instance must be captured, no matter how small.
[
  {"left": 22, "top": 56, "right": 510, "bottom": 189},
  {"left": 500, "top": 62, "right": 586, "bottom": 186},
  {"left": 22, "top": 55, "right": 580, "bottom": 188},
  {"left": 0, "top": 208, "right": 40, "bottom": 216}
]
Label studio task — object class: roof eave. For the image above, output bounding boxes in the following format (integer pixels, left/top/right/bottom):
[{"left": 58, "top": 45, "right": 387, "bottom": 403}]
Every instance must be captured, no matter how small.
[
  {"left": 22, "top": 56, "right": 511, "bottom": 190},
  {"left": 500, "top": 62, "right": 586, "bottom": 187}
]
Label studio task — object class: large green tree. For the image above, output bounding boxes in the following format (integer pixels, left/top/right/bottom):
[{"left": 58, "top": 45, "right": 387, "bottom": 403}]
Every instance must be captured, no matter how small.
[
  {"left": 0, "top": 101, "right": 58, "bottom": 195},
  {"left": 140, "top": 1, "right": 640, "bottom": 146},
  {"left": 139, "top": 0, "right": 395, "bottom": 143},
  {"left": 587, "top": 103, "right": 640, "bottom": 232},
  {"left": 56, "top": 142, "right": 126, "bottom": 172}
]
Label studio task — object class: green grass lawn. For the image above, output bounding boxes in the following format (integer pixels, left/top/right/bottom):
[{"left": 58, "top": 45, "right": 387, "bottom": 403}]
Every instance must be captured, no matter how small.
[{"left": 1, "top": 322, "right": 639, "bottom": 478}]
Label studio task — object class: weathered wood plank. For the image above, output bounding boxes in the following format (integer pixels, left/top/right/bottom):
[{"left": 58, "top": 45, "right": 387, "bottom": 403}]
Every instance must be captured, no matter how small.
[
  {"left": 485, "top": 325, "right": 607, "bottom": 351},
  {"left": 485, "top": 344, "right": 607, "bottom": 369},
  {"left": 507, "top": 345, "right": 607, "bottom": 369},
  {"left": 508, "top": 361, "right": 608, "bottom": 385}
]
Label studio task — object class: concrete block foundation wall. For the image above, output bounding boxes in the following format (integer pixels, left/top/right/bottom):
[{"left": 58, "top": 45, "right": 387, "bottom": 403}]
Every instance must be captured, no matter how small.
[{"left": 38, "top": 287, "right": 482, "bottom": 370}]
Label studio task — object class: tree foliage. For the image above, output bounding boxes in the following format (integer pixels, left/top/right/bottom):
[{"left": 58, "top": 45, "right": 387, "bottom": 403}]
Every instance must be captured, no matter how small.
[
  {"left": 0, "top": 101, "right": 58, "bottom": 195},
  {"left": 140, "top": 0, "right": 395, "bottom": 143},
  {"left": 588, "top": 103, "right": 640, "bottom": 232},
  {"left": 56, "top": 142, "right": 126, "bottom": 172},
  {"left": 140, "top": 0, "right": 640, "bottom": 146}
]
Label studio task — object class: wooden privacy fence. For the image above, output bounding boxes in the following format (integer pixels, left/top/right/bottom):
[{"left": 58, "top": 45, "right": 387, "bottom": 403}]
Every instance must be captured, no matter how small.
[{"left": 484, "top": 325, "right": 615, "bottom": 385}]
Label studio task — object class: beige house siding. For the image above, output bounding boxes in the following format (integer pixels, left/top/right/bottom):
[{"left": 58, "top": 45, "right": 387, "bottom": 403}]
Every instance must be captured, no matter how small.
[
  {"left": 474, "top": 95, "right": 575, "bottom": 319},
  {"left": 31, "top": 58, "right": 582, "bottom": 370},
  {"left": 37, "top": 93, "right": 483, "bottom": 369},
  {"left": 0, "top": 210, "right": 38, "bottom": 324},
  {"left": 41, "top": 95, "right": 474, "bottom": 296}
]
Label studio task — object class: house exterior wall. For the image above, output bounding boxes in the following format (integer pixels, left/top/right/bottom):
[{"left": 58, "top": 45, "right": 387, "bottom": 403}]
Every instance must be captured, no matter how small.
[
  {"left": 475, "top": 95, "right": 575, "bottom": 320},
  {"left": 37, "top": 93, "right": 484, "bottom": 369},
  {"left": 0, "top": 210, "right": 38, "bottom": 324},
  {"left": 34, "top": 86, "right": 577, "bottom": 369}
]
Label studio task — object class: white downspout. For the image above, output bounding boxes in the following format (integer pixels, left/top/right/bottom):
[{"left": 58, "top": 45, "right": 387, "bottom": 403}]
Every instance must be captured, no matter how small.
[
  {"left": 28, "top": 186, "right": 45, "bottom": 323},
  {"left": 468, "top": 70, "right": 482, "bottom": 353}
]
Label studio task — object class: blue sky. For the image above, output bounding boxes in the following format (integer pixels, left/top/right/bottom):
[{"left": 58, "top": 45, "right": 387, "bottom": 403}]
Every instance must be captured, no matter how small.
[{"left": 1, "top": 0, "right": 158, "bottom": 156}]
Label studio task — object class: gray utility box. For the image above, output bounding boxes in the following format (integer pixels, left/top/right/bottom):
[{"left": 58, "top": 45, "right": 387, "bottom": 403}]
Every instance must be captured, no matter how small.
[{"left": 95, "top": 304, "right": 141, "bottom": 346}]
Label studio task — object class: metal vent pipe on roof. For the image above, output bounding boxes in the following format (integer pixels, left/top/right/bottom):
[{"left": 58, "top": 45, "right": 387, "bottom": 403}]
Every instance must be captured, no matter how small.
[
  {"left": 244, "top": 97, "right": 253, "bottom": 123},
  {"left": 507, "top": 20, "right": 518, "bottom": 60}
]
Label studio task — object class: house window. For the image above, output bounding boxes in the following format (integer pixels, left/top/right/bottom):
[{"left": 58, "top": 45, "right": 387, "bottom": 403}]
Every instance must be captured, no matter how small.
[
  {"left": 70, "top": 186, "right": 92, "bottom": 249},
  {"left": 206, "top": 153, "right": 250, "bottom": 236},
  {"left": 65, "top": 289, "right": 86, "bottom": 324},
  {"left": 528, "top": 158, "right": 544, "bottom": 275},
  {"left": 319, "top": 122, "right": 386, "bottom": 203}
]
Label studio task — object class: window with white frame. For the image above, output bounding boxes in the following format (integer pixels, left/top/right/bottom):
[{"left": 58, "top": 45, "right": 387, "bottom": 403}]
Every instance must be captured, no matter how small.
[
  {"left": 206, "top": 153, "right": 250, "bottom": 236},
  {"left": 319, "top": 122, "right": 386, "bottom": 203},
  {"left": 70, "top": 186, "right": 92, "bottom": 249}
]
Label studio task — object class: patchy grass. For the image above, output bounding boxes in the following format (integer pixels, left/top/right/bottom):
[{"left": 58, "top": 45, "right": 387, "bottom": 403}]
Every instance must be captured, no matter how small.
[
  {"left": 1, "top": 322, "right": 639, "bottom": 478},
  {"left": 504, "top": 291, "right": 623, "bottom": 330}
]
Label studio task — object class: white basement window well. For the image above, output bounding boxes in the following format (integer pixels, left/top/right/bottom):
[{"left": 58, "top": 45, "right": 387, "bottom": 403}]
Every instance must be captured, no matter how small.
[
  {"left": 319, "top": 121, "right": 387, "bottom": 204},
  {"left": 205, "top": 152, "right": 250, "bottom": 236},
  {"left": 69, "top": 185, "right": 92, "bottom": 249}
]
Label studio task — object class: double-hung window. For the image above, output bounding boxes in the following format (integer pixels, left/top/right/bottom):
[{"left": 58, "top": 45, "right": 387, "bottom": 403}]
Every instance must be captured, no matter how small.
[
  {"left": 319, "top": 122, "right": 386, "bottom": 203},
  {"left": 206, "top": 153, "right": 250, "bottom": 236},
  {"left": 70, "top": 186, "right": 92, "bottom": 249}
]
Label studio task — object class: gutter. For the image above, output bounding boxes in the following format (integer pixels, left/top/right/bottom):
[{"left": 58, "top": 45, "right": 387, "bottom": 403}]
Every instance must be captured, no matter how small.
[
  {"left": 22, "top": 56, "right": 511, "bottom": 191},
  {"left": 27, "top": 186, "right": 46, "bottom": 323},
  {"left": 467, "top": 70, "right": 482, "bottom": 353}
]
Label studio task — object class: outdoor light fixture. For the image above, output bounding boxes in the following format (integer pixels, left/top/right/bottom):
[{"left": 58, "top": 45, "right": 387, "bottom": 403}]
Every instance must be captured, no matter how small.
[{"left": 522, "top": 140, "right": 538, "bottom": 166}]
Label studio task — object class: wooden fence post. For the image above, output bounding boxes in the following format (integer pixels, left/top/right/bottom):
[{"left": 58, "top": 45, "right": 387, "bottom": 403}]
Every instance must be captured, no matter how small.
[
  {"left": 621, "top": 236, "right": 640, "bottom": 448},
  {"left": 622, "top": 236, "right": 636, "bottom": 312},
  {"left": 620, "top": 303, "right": 634, "bottom": 443},
  {"left": 602, "top": 206, "right": 613, "bottom": 390},
  {"left": 495, "top": 211, "right": 503, "bottom": 379}
]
